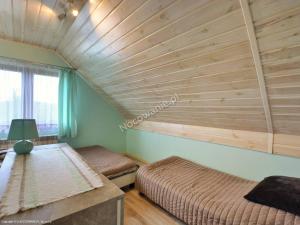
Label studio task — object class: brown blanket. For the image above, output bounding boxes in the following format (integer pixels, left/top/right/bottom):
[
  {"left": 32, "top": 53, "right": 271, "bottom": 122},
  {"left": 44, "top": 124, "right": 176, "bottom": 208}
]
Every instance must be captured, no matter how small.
[
  {"left": 136, "top": 156, "right": 300, "bottom": 225},
  {"left": 76, "top": 146, "right": 138, "bottom": 179}
]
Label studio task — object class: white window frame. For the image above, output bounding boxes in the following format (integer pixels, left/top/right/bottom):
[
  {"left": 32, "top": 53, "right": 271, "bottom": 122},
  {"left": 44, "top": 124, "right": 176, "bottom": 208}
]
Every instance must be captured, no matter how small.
[{"left": 0, "top": 61, "right": 59, "bottom": 138}]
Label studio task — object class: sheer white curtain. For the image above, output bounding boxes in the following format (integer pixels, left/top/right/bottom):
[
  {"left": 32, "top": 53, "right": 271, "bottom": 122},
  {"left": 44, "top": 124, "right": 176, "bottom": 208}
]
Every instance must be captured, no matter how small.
[
  {"left": 22, "top": 68, "right": 33, "bottom": 118},
  {"left": 33, "top": 75, "right": 59, "bottom": 136},
  {"left": 0, "top": 58, "right": 59, "bottom": 139},
  {"left": 0, "top": 70, "right": 22, "bottom": 139}
]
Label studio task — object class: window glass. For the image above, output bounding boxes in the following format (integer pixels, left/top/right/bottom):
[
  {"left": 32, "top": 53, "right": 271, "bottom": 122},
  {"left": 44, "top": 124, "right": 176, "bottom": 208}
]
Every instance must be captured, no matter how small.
[
  {"left": 33, "top": 75, "right": 59, "bottom": 136},
  {"left": 0, "top": 70, "right": 22, "bottom": 139},
  {"left": 0, "top": 68, "right": 59, "bottom": 139}
]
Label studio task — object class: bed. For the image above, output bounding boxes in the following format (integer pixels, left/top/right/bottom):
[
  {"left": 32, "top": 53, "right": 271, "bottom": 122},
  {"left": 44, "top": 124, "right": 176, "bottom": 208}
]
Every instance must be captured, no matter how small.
[
  {"left": 136, "top": 156, "right": 300, "bottom": 225},
  {"left": 76, "top": 145, "right": 138, "bottom": 188}
]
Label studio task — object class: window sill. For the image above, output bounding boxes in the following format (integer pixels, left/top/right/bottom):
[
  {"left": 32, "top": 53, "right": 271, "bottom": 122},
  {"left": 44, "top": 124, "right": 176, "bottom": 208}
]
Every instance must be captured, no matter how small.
[
  {"left": 0, "top": 135, "right": 58, "bottom": 150},
  {"left": 0, "top": 135, "right": 58, "bottom": 141}
]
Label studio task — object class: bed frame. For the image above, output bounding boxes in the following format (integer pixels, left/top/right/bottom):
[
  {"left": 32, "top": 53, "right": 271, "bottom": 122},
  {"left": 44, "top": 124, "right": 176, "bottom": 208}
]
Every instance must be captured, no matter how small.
[
  {"left": 111, "top": 155, "right": 146, "bottom": 188},
  {"left": 111, "top": 171, "right": 137, "bottom": 188}
]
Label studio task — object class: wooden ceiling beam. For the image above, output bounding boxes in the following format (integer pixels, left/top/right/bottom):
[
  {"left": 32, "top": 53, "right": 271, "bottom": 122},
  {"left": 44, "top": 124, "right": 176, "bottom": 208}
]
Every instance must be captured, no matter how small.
[{"left": 239, "top": 0, "right": 274, "bottom": 153}]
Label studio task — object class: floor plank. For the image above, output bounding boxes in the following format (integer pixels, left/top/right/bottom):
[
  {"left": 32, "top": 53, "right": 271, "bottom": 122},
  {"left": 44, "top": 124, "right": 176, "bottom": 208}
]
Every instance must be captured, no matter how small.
[{"left": 124, "top": 189, "right": 185, "bottom": 225}]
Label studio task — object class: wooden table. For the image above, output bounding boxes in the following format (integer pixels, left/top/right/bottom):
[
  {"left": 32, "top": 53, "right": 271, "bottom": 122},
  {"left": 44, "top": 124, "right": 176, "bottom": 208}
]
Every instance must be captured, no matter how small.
[{"left": 0, "top": 144, "right": 124, "bottom": 225}]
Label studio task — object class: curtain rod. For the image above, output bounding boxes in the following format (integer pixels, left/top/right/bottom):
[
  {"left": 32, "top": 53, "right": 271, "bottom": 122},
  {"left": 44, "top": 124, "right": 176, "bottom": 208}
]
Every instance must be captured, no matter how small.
[{"left": 0, "top": 55, "right": 77, "bottom": 71}]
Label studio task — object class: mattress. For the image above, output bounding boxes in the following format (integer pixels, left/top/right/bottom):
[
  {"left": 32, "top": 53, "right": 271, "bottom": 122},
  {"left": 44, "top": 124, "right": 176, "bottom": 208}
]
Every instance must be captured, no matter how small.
[
  {"left": 76, "top": 145, "right": 138, "bottom": 179},
  {"left": 136, "top": 156, "right": 300, "bottom": 225}
]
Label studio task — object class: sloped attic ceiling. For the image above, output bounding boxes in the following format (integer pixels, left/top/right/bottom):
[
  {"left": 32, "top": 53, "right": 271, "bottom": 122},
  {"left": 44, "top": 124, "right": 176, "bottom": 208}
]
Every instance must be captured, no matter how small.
[{"left": 0, "top": 0, "right": 299, "bottom": 136}]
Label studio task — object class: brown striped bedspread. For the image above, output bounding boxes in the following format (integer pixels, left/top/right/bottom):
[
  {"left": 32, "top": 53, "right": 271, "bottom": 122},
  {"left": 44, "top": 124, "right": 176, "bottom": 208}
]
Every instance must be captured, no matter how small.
[
  {"left": 76, "top": 145, "right": 138, "bottom": 179},
  {"left": 136, "top": 156, "right": 300, "bottom": 225}
]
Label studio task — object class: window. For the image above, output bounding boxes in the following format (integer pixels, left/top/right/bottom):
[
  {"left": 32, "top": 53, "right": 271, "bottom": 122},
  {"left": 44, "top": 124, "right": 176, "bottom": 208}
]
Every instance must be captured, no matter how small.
[
  {"left": 0, "top": 70, "right": 22, "bottom": 139},
  {"left": 33, "top": 75, "right": 59, "bottom": 136},
  {"left": 0, "top": 68, "right": 59, "bottom": 139}
]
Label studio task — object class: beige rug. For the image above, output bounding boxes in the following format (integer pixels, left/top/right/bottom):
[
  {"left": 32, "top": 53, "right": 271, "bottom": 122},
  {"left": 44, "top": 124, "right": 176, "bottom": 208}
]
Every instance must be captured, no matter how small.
[{"left": 0, "top": 144, "right": 103, "bottom": 218}]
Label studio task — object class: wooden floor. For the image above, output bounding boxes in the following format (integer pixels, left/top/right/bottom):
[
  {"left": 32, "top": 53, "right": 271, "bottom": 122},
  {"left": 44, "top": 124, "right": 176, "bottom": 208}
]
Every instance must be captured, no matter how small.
[{"left": 124, "top": 189, "right": 185, "bottom": 225}]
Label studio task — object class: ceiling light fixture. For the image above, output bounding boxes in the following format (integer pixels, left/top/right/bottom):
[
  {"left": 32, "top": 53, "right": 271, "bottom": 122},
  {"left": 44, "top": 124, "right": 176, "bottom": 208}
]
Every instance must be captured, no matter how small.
[
  {"left": 72, "top": 9, "right": 79, "bottom": 17},
  {"left": 57, "top": 0, "right": 80, "bottom": 20}
]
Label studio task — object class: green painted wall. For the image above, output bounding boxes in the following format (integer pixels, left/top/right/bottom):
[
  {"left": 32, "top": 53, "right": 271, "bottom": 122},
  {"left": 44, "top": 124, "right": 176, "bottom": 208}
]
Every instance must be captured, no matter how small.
[
  {"left": 126, "top": 129, "right": 300, "bottom": 181},
  {"left": 3, "top": 38, "right": 300, "bottom": 181},
  {"left": 0, "top": 39, "right": 66, "bottom": 67},
  {"left": 0, "top": 38, "right": 126, "bottom": 152},
  {"left": 62, "top": 76, "right": 126, "bottom": 152}
]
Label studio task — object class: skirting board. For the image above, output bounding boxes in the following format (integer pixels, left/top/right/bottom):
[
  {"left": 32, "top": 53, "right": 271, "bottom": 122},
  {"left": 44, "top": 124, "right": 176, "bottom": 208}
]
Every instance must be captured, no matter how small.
[{"left": 133, "top": 121, "right": 300, "bottom": 158}]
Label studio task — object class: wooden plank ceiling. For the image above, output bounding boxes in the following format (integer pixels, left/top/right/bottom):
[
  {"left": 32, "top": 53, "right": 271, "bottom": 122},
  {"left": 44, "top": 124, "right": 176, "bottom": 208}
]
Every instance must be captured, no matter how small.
[{"left": 0, "top": 0, "right": 299, "bottom": 136}]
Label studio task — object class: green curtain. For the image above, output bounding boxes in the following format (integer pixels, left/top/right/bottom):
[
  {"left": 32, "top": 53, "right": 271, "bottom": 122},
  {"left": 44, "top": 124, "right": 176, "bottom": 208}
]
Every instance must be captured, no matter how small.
[{"left": 58, "top": 69, "right": 77, "bottom": 138}]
